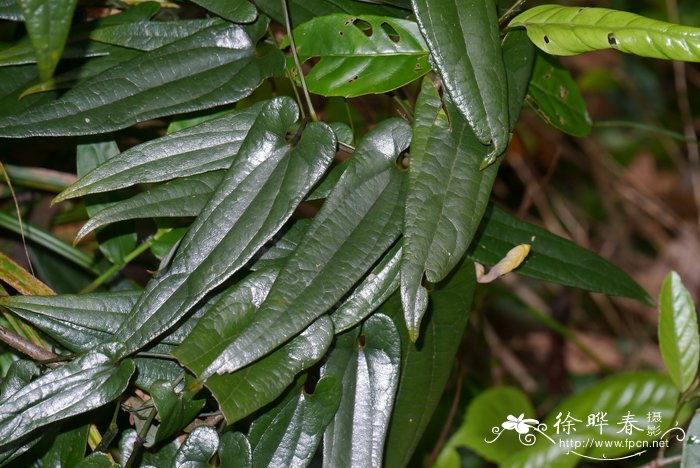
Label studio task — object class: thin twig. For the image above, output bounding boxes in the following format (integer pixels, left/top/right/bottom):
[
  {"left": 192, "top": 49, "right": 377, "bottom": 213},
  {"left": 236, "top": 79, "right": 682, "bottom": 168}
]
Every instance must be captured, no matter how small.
[
  {"left": 499, "top": 0, "right": 528, "bottom": 26},
  {"left": 0, "top": 162, "right": 34, "bottom": 276},
  {"left": 281, "top": 0, "right": 318, "bottom": 121},
  {"left": 124, "top": 406, "right": 157, "bottom": 468},
  {"left": 0, "top": 324, "right": 59, "bottom": 366}
]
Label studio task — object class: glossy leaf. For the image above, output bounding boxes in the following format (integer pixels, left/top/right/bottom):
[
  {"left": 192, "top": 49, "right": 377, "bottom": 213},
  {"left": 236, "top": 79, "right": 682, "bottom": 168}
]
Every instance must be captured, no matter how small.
[
  {"left": 151, "top": 378, "right": 206, "bottom": 443},
  {"left": 0, "top": 344, "right": 135, "bottom": 446},
  {"left": 682, "top": 411, "right": 700, "bottom": 467},
  {"left": 76, "top": 171, "right": 225, "bottom": 241},
  {"left": 191, "top": 0, "right": 257, "bottom": 23},
  {"left": 255, "top": 0, "right": 406, "bottom": 28},
  {"left": 510, "top": 5, "right": 700, "bottom": 61},
  {"left": 175, "top": 426, "right": 219, "bottom": 467},
  {"left": 384, "top": 257, "right": 476, "bottom": 467},
  {"left": 322, "top": 314, "right": 401, "bottom": 467},
  {"left": 0, "top": 251, "right": 54, "bottom": 295},
  {"left": 658, "top": 271, "right": 699, "bottom": 392},
  {"left": 330, "top": 242, "right": 401, "bottom": 333},
  {"left": 218, "top": 432, "right": 252, "bottom": 468},
  {"left": 89, "top": 19, "right": 220, "bottom": 51},
  {"left": 0, "top": 38, "right": 115, "bottom": 68},
  {"left": 293, "top": 14, "right": 430, "bottom": 97},
  {"left": 249, "top": 377, "right": 341, "bottom": 468},
  {"left": 0, "top": 0, "right": 22, "bottom": 20},
  {"left": 18, "top": 0, "right": 78, "bottom": 80},
  {"left": 468, "top": 205, "right": 652, "bottom": 303},
  {"left": 0, "top": 359, "right": 39, "bottom": 401},
  {"left": 527, "top": 52, "right": 591, "bottom": 137},
  {"left": 249, "top": 220, "right": 311, "bottom": 271},
  {"left": 0, "top": 23, "right": 284, "bottom": 137},
  {"left": 55, "top": 103, "right": 265, "bottom": 201},
  {"left": 113, "top": 98, "right": 335, "bottom": 356},
  {"left": 200, "top": 118, "right": 409, "bottom": 378},
  {"left": 412, "top": 0, "right": 508, "bottom": 165},
  {"left": 40, "top": 422, "right": 89, "bottom": 467},
  {"left": 204, "top": 316, "right": 333, "bottom": 423},
  {"left": 400, "top": 32, "right": 535, "bottom": 340}
]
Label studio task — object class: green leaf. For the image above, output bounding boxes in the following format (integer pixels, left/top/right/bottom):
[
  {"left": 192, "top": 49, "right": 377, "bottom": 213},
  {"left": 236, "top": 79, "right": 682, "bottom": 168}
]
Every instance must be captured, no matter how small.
[
  {"left": 112, "top": 98, "right": 335, "bottom": 356},
  {"left": 0, "top": 359, "right": 39, "bottom": 401},
  {"left": 151, "top": 378, "right": 206, "bottom": 443},
  {"left": 249, "top": 377, "right": 341, "bottom": 468},
  {"left": 448, "top": 387, "right": 534, "bottom": 464},
  {"left": 18, "top": 0, "right": 78, "bottom": 80},
  {"left": 411, "top": 0, "right": 508, "bottom": 165},
  {"left": 0, "top": 23, "right": 284, "bottom": 137},
  {"left": 88, "top": 19, "right": 221, "bottom": 51},
  {"left": 40, "top": 422, "right": 89, "bottom": 468},
  {"left": 191, "top": 0, "right": 257, "bottom": 23},
  {"left": 526, "top": 52, "right": 591, "bottom": 137},
  {"left": 659, "top": 271, "right": 699, "bottom": 392},
  {"left": 293, "top": 14, "right": 430, "bottom": 97},
  {"left": 400, "top": 31, "right": 535, "bottom": 340},
  {"left": 384, "top": 257, "right": 476, "bottom": 467},
  {"left": 330, "top": 242, "right": 401, "bottom": 333},
  {"left": 0, "top": 344, "right": 135, "bottom": 447},
  {"left": 468, "top": 205, "right": 652, "bottom": 303},
  {"left": 75, "top": 171, "right": 225, "bottom": 241},
  {"left": 0, "top": 0, "right": 22, "bottom": 21},
  {"left": 218, "top": 432, "right": 252, "bottom": 468},
  {"left": 199, "top": 118, "right": 409, "bottom": 378},
  {"left": 255, "top": 0, "right": 407, "bottom": 28},
  {"left": 77, "top": 141, "right": 137, "bottom": 264},
  {"left": 202, "top": 316, "right": 334, "bottom": 423},
  {"left": 76, "top": 452, "right": 116, "bottom": 468},
  {"left": 175, "top": 426, "right": 219, "bottom": 467},
  {"left": 249, "top": 219, "right": 311, "bottom": 271},
  {"left": 55, "top": 103, "right": 265, "bottom": 201},
  {"left": 322, "top": 314, "right": 401, "bottom": 467},
  {"left": 682, "top": 411, "right": 700, "bottom": 467},
  {"left": 509, "top": 5, "right": 700, "bottom": 62}
]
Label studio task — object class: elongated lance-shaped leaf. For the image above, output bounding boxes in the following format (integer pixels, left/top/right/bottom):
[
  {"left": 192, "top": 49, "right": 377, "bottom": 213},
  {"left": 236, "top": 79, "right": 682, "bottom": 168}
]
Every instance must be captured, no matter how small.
[
  {"left": 18, "top": 0, "right": 78, "bottom": 80},
  {"left": 400, "top": 31, "right": 535, "bottom": 340},
  {"left": 468, "top": 205, "right": 651, "bottom": 303},
  {"left": 322, "top": 314, "right": 401, "bottom": 467},
  {"left": 88, "top": 19, "right": 221, "bottom": 51},
  {"left": 385, "top": 257, "right": 476, "bottom": 467},
  {"left": 75, "top": 171, "right": 225, "bottom": 241},
  {"left": 659, "top": 271, "right": 699, "bottom": 392},
  {"left": 330, "top": 242, "right": 401, "bottom": 333},
  {"left": 0, "top": 343, "right": 134, "bottom": 448},
  {"left": 191, "top": 0, "right": 257, "bottom": 23},
  {"left": 293, "top": 14, "right": 430, "bottom": 97},
  {"left": 56, "top": 104, "right": 265, "bottom": 202},
  {"left": 249, "top": 377, "right": 341, "bottom": 468},
  {"left": 510, "top": 5, "right": 700, "bottom": 61},
  {"left": 411, "top": 0, "right": 508, "bottom": 165},
  {"left": 200, "top": 118, "right": 410, "bottom": 379},
  {"left": 112, "top": 98, "right": 336, "bottom": 356},
  {"left": 0, "top": 23, "right": 284, "bottom": 137}
]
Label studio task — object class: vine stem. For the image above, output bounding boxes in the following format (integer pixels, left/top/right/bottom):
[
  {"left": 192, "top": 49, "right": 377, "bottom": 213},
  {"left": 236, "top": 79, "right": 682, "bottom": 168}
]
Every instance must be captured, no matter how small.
[
  {"left": 0, "top": 324, "right": 58, "bottom": 365},
  {"left": 499, "top": 0, "right": 528, "bottom": 26},
  {"left": 281, "top": 0, "right": 318, "bottom": 122}
]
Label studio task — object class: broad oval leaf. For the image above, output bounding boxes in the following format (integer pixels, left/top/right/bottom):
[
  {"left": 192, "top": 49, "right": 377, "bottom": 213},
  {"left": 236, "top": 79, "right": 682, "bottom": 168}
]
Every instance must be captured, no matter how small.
[
  {"left": 293, "top": 14, "right": 430, "bottom": 97},
  {"left": 200, "top": 118, "right": 410, "bottom": 378},
  {"left": 322, "top": 314, "right": 401, "bottom": 467},
  {"left": 411, "top": 0, "right": 508, "bottom": 165},
  {"left": 658, "top": 271, "right": 699, "bottom": 392},
  {"left": 400, "top": 32, "right": 535, "bottom": 340},
  {"left": 55, "top": 103, "right": 265, "bottom": 201},
  {"left": 467, "top": 204, "right": 652, "bottom": 304},
  {"left": 111, "top": 97, "right": 335, "bottom": 356},
  {"left": 175, "top": 426, "right": 219, "bottom": 467},
  {"left": 255, "top": 0, "right": 407, "bottom": 28},
  {"left": 0, "top": 343, "right": 135, "bottom": 447},
  {"left": 249, "top": 376, "right": 341, "bottom": 468},
  {"left": 509, "top": 5, "right": 700, "bottom": 61},
  {"left": 18, "top": 0, "right": 78, "bottom": 80},
  {"left": 526, "top": 52, "right": 591, "bottom": 137},
  {"left": 219, "top": 432, "right": 252, "bottom": 468},
  {"left": 0, "top": 23, "right": 284, "bottom": 137}
]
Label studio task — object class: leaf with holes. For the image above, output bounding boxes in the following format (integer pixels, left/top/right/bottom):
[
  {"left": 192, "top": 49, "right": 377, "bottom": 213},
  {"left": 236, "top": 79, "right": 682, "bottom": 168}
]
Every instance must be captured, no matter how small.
[
  {"left": 199, "top": 118, "right": 409, "bottom": 379},
  {"left": 400, "top": 31, "right": 535, "bottom": 340},
  {"left": 658, "top": 271, "right": 699, "bottom": 392},
  {"left": 0, "top": 22, "right": 283, "bottom": 137},
  {"left": 412, "top": 0, "right": 508, "bottom": 166},
  {"left": 510, "top": 5, "right": 700, "bottom": 61},
  {"left": 293, "top": 14, "right": 430, "bottom": 97},
  {"left": 526, "top": 51, "right": 591, "bottom": 137},
  {"left": 111, "top": 97, "right": 336, "bottom": 356},
  {"left": 322, "top": 314, "right": 401, "bottom": 467}
]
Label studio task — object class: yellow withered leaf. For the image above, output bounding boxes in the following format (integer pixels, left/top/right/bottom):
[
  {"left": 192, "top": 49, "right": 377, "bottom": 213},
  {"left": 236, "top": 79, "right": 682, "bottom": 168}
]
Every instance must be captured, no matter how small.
[{"left": 475, "top": 244, "right": 531, "bottom": 283}]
